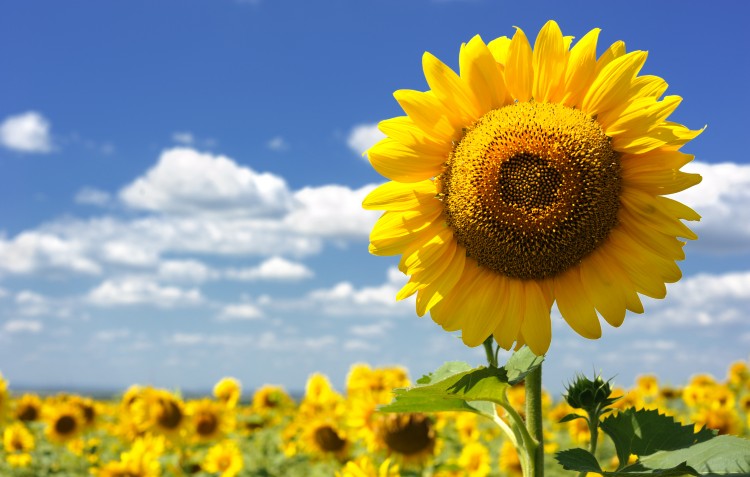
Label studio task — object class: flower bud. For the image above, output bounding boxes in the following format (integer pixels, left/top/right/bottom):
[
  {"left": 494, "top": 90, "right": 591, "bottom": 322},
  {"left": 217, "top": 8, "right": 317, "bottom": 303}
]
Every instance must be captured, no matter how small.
[{"left": 564, "top": 374, "right": 615, "bottom": 413}]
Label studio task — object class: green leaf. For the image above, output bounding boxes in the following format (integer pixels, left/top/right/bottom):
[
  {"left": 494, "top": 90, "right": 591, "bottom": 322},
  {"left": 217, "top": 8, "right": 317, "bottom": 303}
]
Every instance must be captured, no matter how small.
[
  {"left": 555, "top": 449, "right": 698, "bottom": 477},
  {"left": 600, "top": 408, "right": 715, "bottom": 467},
  {"left": 505, "top": 346, "right": 544, "bottom": 384},
  {"left": 556, "top": 448, "right": 603, "bottom": 473},
  {"left": 638, "top": 435, "right": 750, "bottom": 475},
  {"left": 415, "top": 361, "right": 474, "bottom": 385},
  {"left": 559, "top": 412, "right": 588, "bottom": 424}
]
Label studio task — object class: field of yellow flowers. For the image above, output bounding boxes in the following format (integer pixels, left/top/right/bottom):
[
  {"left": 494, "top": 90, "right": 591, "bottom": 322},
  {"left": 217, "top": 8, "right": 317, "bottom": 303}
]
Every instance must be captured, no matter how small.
[{"left": 1, "top": 360, "right": 748, "bottom": 477}]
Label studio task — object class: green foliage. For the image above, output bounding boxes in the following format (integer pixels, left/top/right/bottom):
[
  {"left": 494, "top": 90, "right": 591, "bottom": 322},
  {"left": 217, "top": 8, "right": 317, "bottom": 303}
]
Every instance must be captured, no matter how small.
[
  {"left": 556, "top": 408, "right": 750, "bottom": 476},
  {"left": 379, "top": 347, "right": 543, "bottom": 418},
  {"left": 600, "top": 408, "right": 715, "bottom": 468}
]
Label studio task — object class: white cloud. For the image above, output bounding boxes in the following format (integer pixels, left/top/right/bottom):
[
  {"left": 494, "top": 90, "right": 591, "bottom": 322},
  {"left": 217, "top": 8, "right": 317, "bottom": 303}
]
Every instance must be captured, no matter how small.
[
  {"left": 87, "top": 277, "right": 203, "bottom": 307},
  {"left": 347, "top": 123, "right": 385, "bottom": 156},
  {"left": 267, "top": 136, "right": 289, "bottom": 151},
  {"left": 216, "top": 303, "right": 264, "bottom": 321},
  {"left": 92, "top": 328, "right": 131, "bottom": 342},
  {"left": 101, "top": 241, "right": 159, "bottom": 267},
  {"left": 158, "top": 259, "right": 217, "bottom": 283},
  {"left": 0, "top": 231, "right": 101, "bottom": 275},
  {"left": 172, "top": 132, "right": 195, "bottom": 145},
  {"left": 4, "top": 320, "right": 43, "bottom": 333},
  {"left": 285, "top": 184, "right": 379, "bottom": 237},
  {"left": 225, "top": 256, "right": 313, "bottom": 281},
  {"left": 0, "top": 111, "right": 53, "bottom": 153},
  {"left": 168, "top": 331, "right": 336, "bottom": 351},
  {"left": 120, "top": 148, "right": 294, "bottom": 217},
  {"left": 673, "top": 161, "right": 750, "bottom": 253},
  {"left": 75, "top": 187, "right": 112, "bottom": 207},
  {"left": 350, "top": 321, "right": 393, "bottom": 338},
  {"left": 307, "top": 267, "right": 411, "bottom": 316},
  {"left": 344, "top": 339, "right": 377, "bottom": 351}
]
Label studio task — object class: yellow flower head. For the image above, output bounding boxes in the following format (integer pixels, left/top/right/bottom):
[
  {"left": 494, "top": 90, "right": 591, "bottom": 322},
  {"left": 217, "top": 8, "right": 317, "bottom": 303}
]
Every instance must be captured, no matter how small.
[
  {"left": 364, "top": 20, "right": 701, "bottom": 355},
  {"left": 499, "top": 440, "right": 523, "bottom": 477},
  {"left": 4, "top": 422, "right": 35, "bottom": 454},
  {"left": 186, "top": 398, "right": 233, "bottom": 442},
  {"left": 43, "top": 402, "right": 85, "bottom": 444},
  {"left": 213, "top": 377, "right": 242, "bottom": 408},
  {"left": 14, "top": 393, "right": 42, "bottom": 422},
  {"left": 203, "top": 440, "right": 244, "bottom": 477},
  {"left": 251, "top": 384, "right": 294, "bottom": 413},
  {"left": 458, "top": 441, "right": 491, "bottom": 477}
]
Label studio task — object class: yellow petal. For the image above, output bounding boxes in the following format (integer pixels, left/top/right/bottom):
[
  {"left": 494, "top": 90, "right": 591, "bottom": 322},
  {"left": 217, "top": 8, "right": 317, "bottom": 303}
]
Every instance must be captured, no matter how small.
[
  {"left": 532, "top": 20, "right": 566, "bottom": 103},
  {"left": 393, "top": 89, "right": 460, "bottom": 140},
  {"left": 396, "top": 239, "right": 457, "bottom": 300},
  {"left": 579, "top": 250, "right": 628, "bottom": 328},
  {"left": 458, "top": 272, "right": 507, "bottom": 347},
  {"left": 487, "top": 36, "right": 511, "bottom": 66},
  {"left": 370, "top": 207, "right": 442, "bottom": 246},
  {"left": 594, "top": 40, "right": 626, "bottom": 76},
  {"left": 416, "top": 245, "right": 466, "bottom": 315},
  {"left": 460, "top": 35, "right": 510, "bottom": 111},
  {"left": 582, "top": 50, "right": 648, "bottom": 117},
  {"left": 603, "top": 95, "right": 682, "bottom": 136},
  {"left": 430, "top": 261, "right": 482, "bottom": 331},
  {"left": 519, "top": 280, "right": 553, "bottom": 356},
  {"left": 369, "top": 219, "right": 444, "bottom": 257},
  {"left": 630, "top": 75, "right": 668, "bottom": 100},
  {"left": 554, "top": 267, "right": 602, "bottom": 339},
  {"left": 362, "top": 180, "right": 437, "bottom": 211},
  {"left": 505, "top": 27, "right": 533, "bottom": 102},
  {"left": 493, "top": 278, "right": 524, "bottom": 350},
  {"left": 377, "top": 116, "right": 451, "bottom": 156},
  {"left": 423, "top": 52, "right": 482, "bottom": 122},
  {"left": 620, "top": 188, "right": 698, "bottom": 240},
  {"left": 367, "top": 137, "right": 446, "bottom": 183},
  {"left": 562, "top": 28, "right": 600, "bottom": 107},
  {"left": 399, "top": 227, "right": 454, "bottom": 275},
  {"left": 613, "top": 122, "right": 703, "bottom": 155}
]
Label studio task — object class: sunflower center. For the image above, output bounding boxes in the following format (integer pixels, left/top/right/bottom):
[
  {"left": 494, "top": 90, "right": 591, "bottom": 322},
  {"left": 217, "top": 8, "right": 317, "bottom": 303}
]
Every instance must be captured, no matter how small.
[
  {"left": 381, "top": 413, "right": 435, "bottom": 456},
  {"left": 313, "top": 425, "right": 347, "bottom": 452},
  {"left": 441, "top": 101, "right": 621, "bottom": 279},
  {"left": 196, "top": 413, "right": 218, "bottom": 436},
  {"left": 158, "top": 400, "right": 183, "bottom": 429},
  {"left": 55, "top": 415, "right": 77, "bottom": 435},
  {"left": 17, "top": 405, "right": 39, "bottom": 421}
]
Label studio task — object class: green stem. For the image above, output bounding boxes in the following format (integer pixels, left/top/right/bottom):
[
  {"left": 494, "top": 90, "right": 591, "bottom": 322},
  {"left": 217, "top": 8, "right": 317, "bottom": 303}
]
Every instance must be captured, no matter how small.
[
  {"left": 483, "top": 336, "right": 498, "bottom": 367},
  {"left": 525, "top": 363, "right": 544, "bottom": 477}
]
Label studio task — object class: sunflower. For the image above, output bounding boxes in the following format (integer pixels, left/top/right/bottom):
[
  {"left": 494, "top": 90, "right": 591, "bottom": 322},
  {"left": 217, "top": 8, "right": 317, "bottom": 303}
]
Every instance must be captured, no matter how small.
[
  {"left": 213, "top": 377, "right": 242, "bottom": 408},
  {"left": 363, "top": 20, "right": 701, "bottom": 355},
  {"left": 300, "top": 416, "right": 352, "bottom": 460},
  {"left": 251, "top": 384, "right": 295, "bottom": 414},
  {"left": 186, "top": 398, "right": 233, "bottom": 442},
  {"left": 499, "top": 440, "right": 523, "bottom": 477},
  {"left": 376, "top": 413, "right": 438, "bottom": 465},
  {"left": 459, "top": 441, "right": 491, "bottom": 477},
  {"left": 0, "top": 371, "right": 8, "bottom": 421},
  {"left": 44, "top": 402, "right": 85, "bottom": 444},
  {"left": 336, "top": 456, "right": 400, "bottom": 477},
  {"left": 14, "top": 393, "right": 42, "bottom": 422},
  {"left": 4, "top": 422, "right": 35, "bottom": 468},
  {"left": 202, "top": 440, "right": 244, "bottom": 477},
  {"left": 145, "top": 389, "right": 186, "bottom": 439}
]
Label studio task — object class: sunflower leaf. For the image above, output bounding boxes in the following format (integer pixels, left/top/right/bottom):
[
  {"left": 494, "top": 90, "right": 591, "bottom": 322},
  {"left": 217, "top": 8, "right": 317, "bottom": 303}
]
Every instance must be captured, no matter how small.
[
  {"left": 638, "top": 435, "right": 750, "bottom": 475},
  {"left": 599, "top": 408, "right": 715, "bottom": 467},
  {"left": 380, "top": 361, "right": 516, "bottom": 418},
  {"left": 555, "top": 448, "right": 698, "bottom": 477},
  {"left": 505, "top": 346, "right": 544, "bottom": 384}
]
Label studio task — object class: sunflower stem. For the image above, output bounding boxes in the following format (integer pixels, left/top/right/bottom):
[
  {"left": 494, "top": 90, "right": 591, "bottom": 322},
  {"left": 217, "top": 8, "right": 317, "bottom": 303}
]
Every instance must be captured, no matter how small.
[
  {"left": 525, "top": 363, "right": 544, "bottom": 477},
  {"left": 482, "top": 336, "right": 498, "bottom": 367}
]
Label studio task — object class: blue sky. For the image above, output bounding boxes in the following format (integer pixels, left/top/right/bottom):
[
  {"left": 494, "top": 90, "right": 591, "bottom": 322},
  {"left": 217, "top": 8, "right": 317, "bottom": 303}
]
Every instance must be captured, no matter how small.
[{"left": 1, "top": 0, "right": 748, "bottom": 397}]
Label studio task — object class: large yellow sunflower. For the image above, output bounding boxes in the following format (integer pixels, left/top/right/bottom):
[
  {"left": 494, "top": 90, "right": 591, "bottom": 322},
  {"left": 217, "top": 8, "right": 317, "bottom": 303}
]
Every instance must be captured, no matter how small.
[{"left": 363, "top": 20, "right": 701, "bottom": 355}]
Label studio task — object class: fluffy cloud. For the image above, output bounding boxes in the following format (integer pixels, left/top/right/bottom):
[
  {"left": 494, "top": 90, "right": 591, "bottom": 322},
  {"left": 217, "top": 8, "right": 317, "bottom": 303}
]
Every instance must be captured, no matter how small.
[
  {"left": 285, "top": 184, "right": 379, "bottom": 237},
  {"left": 225, "top": 256, "right": 313, "bottom": 281},
  {"left": 172, "top": 132, "right": 195, "bottom": 145},
  {"left": 75, "top": 187, "right": 112, "bottom": 207},
  {"left": 672, "top": 161, "right": 750, "bottom": 253},
  {"left": 216, "top": 303, "right": 263, "bottom": 321},
  {"left": 347, "top": 123, "right": 385, "bottom": 156},
  {"left": 87, "top": 277, "right": 203, "bottom": 307},
  {"left": 0, "top": 111, "right": 53, "bottom": 153},
  {"left": 3, "top": 320, "right": 43, "bottom": 333},
  {"left": 158, "top": 259, "right": 218, "bottom": 283},
  {"left": 307, "top": 267, "right": 412, "bottom": 316},
  {"left": 0, "top": 231, "right": 101, "bottom": 275},
  {"left": 120, "top": 148, "right": 294, "bottom": 216}
]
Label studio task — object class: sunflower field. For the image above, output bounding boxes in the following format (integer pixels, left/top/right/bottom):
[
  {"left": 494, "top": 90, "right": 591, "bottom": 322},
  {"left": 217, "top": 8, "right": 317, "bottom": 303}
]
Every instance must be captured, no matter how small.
[{"left": 1, "top": 359, "right": 748, "bottom": 477}]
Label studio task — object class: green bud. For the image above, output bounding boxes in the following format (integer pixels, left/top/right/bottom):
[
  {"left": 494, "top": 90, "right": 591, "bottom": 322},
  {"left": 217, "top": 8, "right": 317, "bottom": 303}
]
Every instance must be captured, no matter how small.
[{"left": 564, "top": 374, "right": 614, "bottom": 413}]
